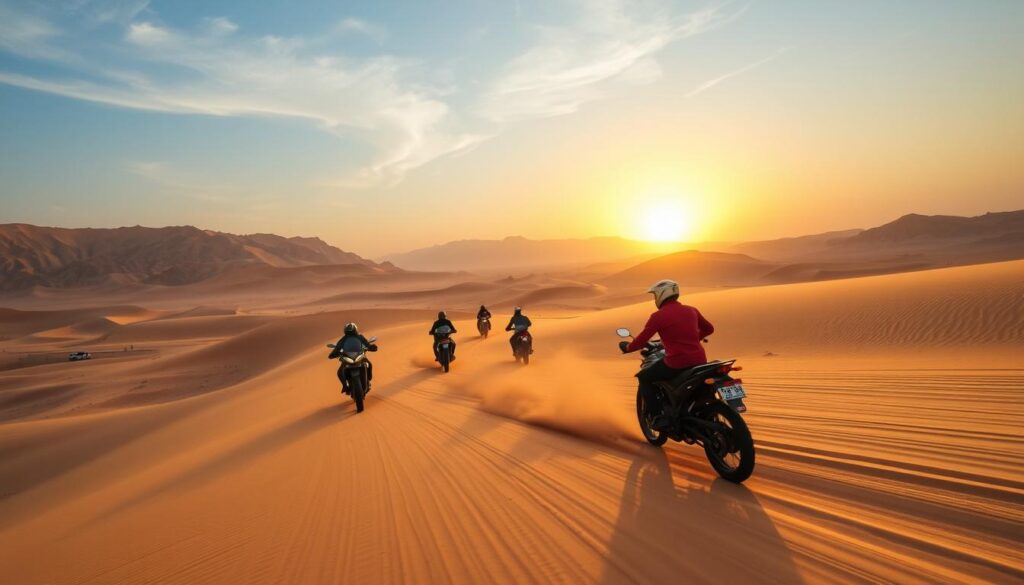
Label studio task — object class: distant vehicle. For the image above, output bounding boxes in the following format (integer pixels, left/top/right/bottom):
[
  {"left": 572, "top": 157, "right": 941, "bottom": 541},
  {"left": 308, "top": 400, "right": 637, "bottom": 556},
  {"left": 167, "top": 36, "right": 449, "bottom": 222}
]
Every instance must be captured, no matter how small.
[
  {"left": 477, "top": 316, "right": 491, "bottom": 338},
  {"left": 68, "top": 351, "right": 91, "bottom": 361}
]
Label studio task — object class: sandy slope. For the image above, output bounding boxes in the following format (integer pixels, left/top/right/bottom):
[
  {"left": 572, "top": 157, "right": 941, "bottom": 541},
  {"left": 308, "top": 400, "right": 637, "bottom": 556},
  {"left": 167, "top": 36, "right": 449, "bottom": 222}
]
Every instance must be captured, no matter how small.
[{"left": 0, "top": 261, "right": 1022, "bottom": 584}]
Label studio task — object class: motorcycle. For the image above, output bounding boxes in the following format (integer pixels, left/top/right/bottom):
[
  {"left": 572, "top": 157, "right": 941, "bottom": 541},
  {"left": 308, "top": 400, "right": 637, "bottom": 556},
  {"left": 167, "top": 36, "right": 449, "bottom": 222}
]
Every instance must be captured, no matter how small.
[
  {"left": 327, "top": 335, "right": 377, "bottom": 413},
  {"left": 616, "top": 327, "right": 755, "bottom": 483},
  {"left": 433, "top": 325, "right": 455, "bottom": 373},
  {"left": 477, "top": 316, "right": 491, "bottom": 338},
  {"left": 512, "top": 324, "right": 532, "bottom": 365}
]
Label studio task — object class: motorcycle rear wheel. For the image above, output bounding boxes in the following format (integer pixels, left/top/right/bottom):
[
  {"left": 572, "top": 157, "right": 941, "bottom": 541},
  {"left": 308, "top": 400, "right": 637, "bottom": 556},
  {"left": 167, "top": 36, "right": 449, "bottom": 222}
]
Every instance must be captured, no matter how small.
[
  {"left": 636, "top": 390, "right": 668, "bottom": 446},
  {"left": 699, "top": 401, "right": 754, "bottom": 482}
]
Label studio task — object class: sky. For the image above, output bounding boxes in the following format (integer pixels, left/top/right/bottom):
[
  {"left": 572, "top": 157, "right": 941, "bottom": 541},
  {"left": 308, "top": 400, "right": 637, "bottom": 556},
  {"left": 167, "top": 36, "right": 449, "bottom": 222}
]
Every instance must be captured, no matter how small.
[{"left": 1, "top": 0, "right": 1022, "bottom": 257}]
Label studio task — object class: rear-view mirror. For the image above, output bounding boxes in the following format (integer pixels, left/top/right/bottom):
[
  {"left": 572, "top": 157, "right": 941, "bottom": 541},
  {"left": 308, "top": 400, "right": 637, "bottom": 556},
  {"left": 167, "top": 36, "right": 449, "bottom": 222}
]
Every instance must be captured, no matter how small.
[
  {"left": 326, "top": 343, "right": 335, "bottom": 348},
  {"left": 615, "top": 328, "right": 631, "bottom": 338},
  {"left": 368, "top": 336, "right": 377, "bottom": 343}
]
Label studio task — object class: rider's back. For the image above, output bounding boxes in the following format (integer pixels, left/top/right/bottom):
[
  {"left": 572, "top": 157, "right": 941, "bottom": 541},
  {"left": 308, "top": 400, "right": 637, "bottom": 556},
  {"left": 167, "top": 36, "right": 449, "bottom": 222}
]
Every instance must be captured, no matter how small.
[{"left": 638, "top": 300, "right": 713, "bottom": 368}]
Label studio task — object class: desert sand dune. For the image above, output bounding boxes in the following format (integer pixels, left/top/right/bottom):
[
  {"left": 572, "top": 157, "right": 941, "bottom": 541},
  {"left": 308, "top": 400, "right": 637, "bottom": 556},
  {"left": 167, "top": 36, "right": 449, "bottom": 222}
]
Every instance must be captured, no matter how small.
[
  {"left": 602, "top": 250, "right": 774, "bottom": 288},
  {"left": 100, "top": 314, "right": 274, "bottom": 344},
  {"left": 160, "top": 306, "right": 239, "bottom": 320},
  {"left": 0, "top": 261, "right": 1021, "bottom": 584},
  {"left": 503, "top": 283, "right": 607, "bottom": 308},
  {"left": 559, "top": 259, "right": 1024, "bottom": 362},
  {"left": 0, "top": 305, "right": 160, "bottom": 339}
]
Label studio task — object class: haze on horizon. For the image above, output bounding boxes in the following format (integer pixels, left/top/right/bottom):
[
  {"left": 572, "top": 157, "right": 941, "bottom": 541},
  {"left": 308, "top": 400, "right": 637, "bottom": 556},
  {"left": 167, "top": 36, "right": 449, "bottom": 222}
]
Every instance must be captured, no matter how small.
[{"left": 1, "top": 0, "right": 1022, "bottom": 257}]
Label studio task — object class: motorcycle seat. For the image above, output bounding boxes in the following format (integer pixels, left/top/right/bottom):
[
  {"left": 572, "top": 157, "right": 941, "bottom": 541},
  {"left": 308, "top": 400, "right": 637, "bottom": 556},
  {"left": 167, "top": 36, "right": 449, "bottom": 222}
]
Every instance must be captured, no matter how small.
[{"left": 669, "top": 360, "right": 735, "bottom": 388}]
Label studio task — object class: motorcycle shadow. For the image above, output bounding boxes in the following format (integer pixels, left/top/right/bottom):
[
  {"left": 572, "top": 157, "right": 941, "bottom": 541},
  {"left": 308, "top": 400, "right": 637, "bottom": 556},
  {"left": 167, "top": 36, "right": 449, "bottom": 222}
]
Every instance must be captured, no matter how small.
[{"left": 598, "top": 449, "right": 804, "bottom": 584}]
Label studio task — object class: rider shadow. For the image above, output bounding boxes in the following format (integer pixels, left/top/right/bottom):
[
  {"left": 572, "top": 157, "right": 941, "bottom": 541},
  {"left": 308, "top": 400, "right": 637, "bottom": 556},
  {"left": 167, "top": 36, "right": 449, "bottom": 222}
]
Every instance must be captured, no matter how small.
[{"left": 597, "top": 449, "right": 804, "bottom": 584}]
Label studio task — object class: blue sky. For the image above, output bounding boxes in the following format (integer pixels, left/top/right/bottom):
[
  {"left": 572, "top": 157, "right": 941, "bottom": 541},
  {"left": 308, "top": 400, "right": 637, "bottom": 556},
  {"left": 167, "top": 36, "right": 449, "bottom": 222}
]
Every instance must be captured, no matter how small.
[{"left": 1, "top": 1, "right": 1022, "bottom": 256}]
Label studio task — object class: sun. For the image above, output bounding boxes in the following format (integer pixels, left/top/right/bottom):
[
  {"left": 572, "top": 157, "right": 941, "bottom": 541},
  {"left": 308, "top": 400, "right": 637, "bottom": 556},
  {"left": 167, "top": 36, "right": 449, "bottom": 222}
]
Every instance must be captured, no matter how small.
[
  {"left": 633, "top": 188, "right": 696, "bottom": 242},
  {"left": 643, "top": 206, "right": 688, "bottom": 241}
]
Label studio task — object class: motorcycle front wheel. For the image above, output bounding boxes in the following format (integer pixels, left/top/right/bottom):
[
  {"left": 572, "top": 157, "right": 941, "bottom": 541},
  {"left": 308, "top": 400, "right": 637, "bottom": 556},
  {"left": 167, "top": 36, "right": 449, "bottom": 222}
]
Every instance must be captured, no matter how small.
[
  {"left": 699, "top": 401, "right": 755, "bottom": 482},
  {"left": 351, "top": 377, "right": 365, "bottom": 413},
  {"left": 636, "top": 390, "right": 668, "bottom": 446}
]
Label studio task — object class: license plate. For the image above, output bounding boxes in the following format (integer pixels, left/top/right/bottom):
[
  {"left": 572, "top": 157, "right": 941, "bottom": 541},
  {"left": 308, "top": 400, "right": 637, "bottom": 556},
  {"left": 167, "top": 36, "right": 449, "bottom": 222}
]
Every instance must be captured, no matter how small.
[{"left": 719, "top": 384, "right": 746, "bottom": 401}]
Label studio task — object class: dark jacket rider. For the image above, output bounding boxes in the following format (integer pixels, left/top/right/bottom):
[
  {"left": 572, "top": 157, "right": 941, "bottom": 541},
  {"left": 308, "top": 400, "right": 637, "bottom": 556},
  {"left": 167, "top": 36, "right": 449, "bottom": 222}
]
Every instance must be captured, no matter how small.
[
  {"left": 429, "top": 311, "right": 458, "bottom": 361},
  {"left": 505, "top": 306, "right": 533, "bottom": 352},
  {"left": 620, "top": 279, "right": 714, "bottom": 430},
  {"left": 329, "top": 322, "right": 378, "bottom": 392},
  {"left": 477, "top": 305, "right": 492, "bottom": 320}
]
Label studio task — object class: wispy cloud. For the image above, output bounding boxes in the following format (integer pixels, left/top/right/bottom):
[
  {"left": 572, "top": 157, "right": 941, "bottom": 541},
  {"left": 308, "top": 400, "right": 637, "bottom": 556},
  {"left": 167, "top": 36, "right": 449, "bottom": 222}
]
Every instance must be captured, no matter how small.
[
  {"left": 0, "top": 1, "right": 747, "bottom": 188},
  {"left": 478, "top": 1, "right": 738, "bottom": 122},
  {"left": 685, "top": 47, "right": 787, "bottom": 98},
  {"left": 335, "top": 17, "right": 387, "bottom": 44},
  {"left": 0, "top": 9, "right": 477, "bottom": 187}
]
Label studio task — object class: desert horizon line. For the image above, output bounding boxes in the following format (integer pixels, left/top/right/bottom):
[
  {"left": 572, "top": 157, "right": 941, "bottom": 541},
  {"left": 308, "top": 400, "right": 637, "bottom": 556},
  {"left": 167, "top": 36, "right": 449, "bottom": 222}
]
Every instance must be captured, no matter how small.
[{"left": 4, "top": 206, "right": 1021, "bottom": 261}]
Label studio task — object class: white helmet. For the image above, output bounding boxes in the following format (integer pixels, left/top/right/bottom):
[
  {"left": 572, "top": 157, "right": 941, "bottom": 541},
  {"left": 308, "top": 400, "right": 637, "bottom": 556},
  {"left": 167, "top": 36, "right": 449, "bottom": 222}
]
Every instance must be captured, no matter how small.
[{"left": 647, "top": 279, "right": 680, "bottom": 308}]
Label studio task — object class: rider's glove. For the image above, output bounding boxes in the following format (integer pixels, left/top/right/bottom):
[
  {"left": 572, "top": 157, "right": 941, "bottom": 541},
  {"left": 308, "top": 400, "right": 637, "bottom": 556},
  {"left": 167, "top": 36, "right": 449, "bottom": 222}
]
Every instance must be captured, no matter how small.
[{"left": 619, "top": 340, "right": 630, "bottom": 354}]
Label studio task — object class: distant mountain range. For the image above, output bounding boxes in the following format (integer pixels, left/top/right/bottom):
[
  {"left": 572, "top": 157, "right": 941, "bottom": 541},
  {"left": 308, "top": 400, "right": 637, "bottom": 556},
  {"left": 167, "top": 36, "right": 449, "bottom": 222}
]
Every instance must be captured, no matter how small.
[
  {"left": 0, "top": 224, "right": 386, "bottom": 290},
  {"left": 382, "top": 210, "right": 1024, "bottom": 276},
  {"left": 379, "top": 236, "right": 680, "bottom": 273},
  {"left": 2, "top": 210, "right": 1020, "bottom": 292}
]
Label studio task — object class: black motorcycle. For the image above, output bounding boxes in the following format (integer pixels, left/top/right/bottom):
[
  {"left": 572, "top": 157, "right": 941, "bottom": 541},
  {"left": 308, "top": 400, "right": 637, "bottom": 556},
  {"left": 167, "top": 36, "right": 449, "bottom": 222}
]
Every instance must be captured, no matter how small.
[
  {"left": 616, "top": 327, "right": 755, "bottom": 483},
  {"left": 433, "top": 325, "right": 455, "bottom": 373},
  {"left": 478, "top": 316, "right": 491, "bottom": 338},
  {"left": 512, "top": 324, "right": 532, "bottom": 365},
  {"left": 327, "top": 335, "right": 376, "bottom": 412}
]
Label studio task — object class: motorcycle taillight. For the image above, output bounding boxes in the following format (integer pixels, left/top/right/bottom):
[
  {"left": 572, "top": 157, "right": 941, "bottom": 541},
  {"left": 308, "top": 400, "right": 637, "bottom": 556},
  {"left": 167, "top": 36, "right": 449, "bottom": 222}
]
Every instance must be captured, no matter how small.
[{"left": 717, "top": 365, "right": 732, "bottom": 374}]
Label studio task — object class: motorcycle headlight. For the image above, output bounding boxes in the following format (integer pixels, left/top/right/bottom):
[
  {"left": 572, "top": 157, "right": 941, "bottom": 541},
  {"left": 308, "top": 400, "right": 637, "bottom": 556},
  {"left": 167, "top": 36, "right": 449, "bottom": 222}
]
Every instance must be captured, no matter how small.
[{"left": 342, "top": 356, "right": 356, "bottom": 364}]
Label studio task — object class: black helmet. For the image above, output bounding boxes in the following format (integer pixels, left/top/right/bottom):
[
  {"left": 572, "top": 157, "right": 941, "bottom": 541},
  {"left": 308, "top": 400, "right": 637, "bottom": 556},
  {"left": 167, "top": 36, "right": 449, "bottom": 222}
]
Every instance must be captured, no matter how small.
[
  {"left": 344, "top": 322, "right": 358, "bottom": 334},
  {"left": 479, "top": 305, "right": 486, "bottom": 311},
  {"left": 438, "top": 311, "right": 447, "bottom": 320}
]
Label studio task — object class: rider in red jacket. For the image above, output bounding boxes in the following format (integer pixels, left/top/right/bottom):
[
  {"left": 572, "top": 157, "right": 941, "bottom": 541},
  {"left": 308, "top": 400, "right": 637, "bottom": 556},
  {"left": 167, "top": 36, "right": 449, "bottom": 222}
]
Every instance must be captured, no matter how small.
[{"left": 620, "top": 279, "right": 714, "bottom": 429}]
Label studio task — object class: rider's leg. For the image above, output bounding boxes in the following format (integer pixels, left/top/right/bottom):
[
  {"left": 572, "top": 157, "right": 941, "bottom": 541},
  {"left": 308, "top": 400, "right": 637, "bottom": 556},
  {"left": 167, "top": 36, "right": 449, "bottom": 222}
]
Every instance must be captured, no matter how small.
[
  {"left": 636, "top": 360, "right": 680, "bottom": 429},
  {"left": 337, "top": 364, "right": 348, "bottom": 393}
]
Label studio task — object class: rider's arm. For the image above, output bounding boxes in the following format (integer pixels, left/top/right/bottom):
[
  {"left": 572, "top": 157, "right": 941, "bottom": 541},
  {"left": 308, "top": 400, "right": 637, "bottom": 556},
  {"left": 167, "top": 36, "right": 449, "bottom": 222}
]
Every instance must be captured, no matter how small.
[
  {"left": 697, "top": 311, "right": 714, "bottom": 338},
  {"left": 328, "top": 338, "right": 343, "bottom": 358},
  {"left": 359, "top": 335, "right": 379, "bottom": 352},
  {"left": 625, "top": 314, "right": 658, "bottom": 353}
]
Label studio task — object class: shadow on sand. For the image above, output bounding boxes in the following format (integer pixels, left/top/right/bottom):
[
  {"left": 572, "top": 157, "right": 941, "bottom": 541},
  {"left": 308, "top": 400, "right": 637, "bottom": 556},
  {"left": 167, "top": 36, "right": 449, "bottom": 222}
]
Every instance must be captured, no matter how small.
[
  {"left": 75, "top": 403, "right": 347, "bottom": 531},
  {"left": 598, "top": 449, "right": 804, "bottom": 584}
]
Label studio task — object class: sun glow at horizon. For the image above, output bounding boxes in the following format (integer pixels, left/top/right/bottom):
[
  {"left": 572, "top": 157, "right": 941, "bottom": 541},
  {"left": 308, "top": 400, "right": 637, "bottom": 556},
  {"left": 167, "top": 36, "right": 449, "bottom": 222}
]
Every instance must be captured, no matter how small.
[{"left": 630, "top": 186, "right": 698, "bottom": 243}]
